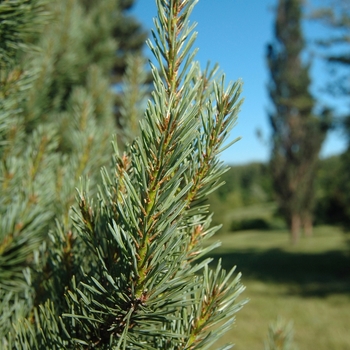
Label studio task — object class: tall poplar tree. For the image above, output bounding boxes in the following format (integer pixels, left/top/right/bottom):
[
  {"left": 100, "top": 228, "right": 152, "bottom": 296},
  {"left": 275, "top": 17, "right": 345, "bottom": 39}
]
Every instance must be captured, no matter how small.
[{"left": 267, "top": 0, "right": 329, "bottom": 243}]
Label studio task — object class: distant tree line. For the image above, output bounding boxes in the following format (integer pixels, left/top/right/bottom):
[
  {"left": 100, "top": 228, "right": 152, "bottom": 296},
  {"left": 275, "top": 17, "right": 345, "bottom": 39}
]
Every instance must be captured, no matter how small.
[
  {"left": 311, "top": 0, "right": 350, "bottom": 231},
  {"left": 314, "top": 155, "right": 350, "bottom": 228},
  {"left": 208, "top": 154, "right": 347, "bottom": 234}
]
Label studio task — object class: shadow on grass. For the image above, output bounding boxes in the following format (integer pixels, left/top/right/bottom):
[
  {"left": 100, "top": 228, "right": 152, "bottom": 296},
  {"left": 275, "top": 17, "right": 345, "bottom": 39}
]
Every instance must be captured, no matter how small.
[{"left": 209, "top": 248, "right": 350, "bottom": 297}]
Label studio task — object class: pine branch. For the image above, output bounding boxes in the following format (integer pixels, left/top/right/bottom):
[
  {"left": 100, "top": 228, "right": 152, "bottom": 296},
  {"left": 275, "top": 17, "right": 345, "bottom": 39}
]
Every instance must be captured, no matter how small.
[
  {"left": 60, "top": 0, "right": 245, "bottom": 348},
  {"left": 264, "top": 318, "right": 296, "bottom": 350},
  {"left": 0, "top": 0, "right": 48, "bottom": 71},
  {"left": 3, "top": 1, "right": 246, "bottom": 348}
]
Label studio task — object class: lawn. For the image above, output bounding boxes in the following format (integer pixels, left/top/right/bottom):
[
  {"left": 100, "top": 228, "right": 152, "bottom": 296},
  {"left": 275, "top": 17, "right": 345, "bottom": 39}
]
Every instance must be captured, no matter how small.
[{"left": 206, "top": 225, "right": 350, "bottom": 349}]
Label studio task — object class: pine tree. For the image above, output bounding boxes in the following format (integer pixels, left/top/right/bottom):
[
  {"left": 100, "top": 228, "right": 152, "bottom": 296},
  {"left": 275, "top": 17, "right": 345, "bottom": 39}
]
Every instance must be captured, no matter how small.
[
  {"left": 1, "top": 0, "right": 246, "bottom": 348},
  {"left": 109, "top": 0, "right": 148, "bottom": 83},
  {"left": 118, "top": 53, "right": 149, "bottom": 145},
  {"left": 267, "top": 0, "right": 329, "bottom": 243},
  {"left": 1, "top": 0, "right": 116, "bottom": 345},
  {"left": 0, "top": 0, "right": 50, "bottom": 291},
  {"left": 80, "top": 0, "right": 148, "bottom": 86},
  {"left": 90, "top": 0, "right": 151, "bottom": 140},
  {"left": 22, "top": 0, "right": 118, "bottom": 130}
]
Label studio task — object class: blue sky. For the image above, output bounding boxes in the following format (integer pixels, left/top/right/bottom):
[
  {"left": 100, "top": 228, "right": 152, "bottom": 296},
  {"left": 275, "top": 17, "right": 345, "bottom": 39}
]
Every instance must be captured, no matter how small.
[{"left": 130, "top": 0, "right": 347, "bottom": 165}]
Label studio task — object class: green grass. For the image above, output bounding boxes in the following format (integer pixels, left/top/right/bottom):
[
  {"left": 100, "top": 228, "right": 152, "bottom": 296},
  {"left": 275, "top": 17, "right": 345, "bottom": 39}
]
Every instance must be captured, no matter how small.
[{"left": 207, "top": 225, "right": 350, "bottom": 349}]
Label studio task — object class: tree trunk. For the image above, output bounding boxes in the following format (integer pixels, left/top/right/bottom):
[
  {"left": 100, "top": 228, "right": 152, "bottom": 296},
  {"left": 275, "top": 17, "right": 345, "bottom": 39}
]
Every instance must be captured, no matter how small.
[
  {"left": 303, "top": 213, "right": 313, "bottom": 237},
  {"left": 290, "top": 213, "right": 301, "bottom": 244}
]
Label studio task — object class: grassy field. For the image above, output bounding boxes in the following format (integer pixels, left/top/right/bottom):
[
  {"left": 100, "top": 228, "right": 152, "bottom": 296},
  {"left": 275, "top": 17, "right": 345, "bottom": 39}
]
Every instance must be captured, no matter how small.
[{"left": 206, "top": 225, "right": 350, "bottom": 349}]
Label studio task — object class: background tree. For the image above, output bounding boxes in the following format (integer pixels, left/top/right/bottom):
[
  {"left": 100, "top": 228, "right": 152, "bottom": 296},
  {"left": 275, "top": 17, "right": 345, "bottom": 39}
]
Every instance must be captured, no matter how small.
[
  {"left": 207, "top": 163, "right": 274, "bottom": 232},
  {"left": 84, "top": 0, "right": 152, "bottom": 141},
  {"left": 118, "top": 53, "right": 149, "bottom": 145},
  {"left": 313, "top": 155, "right": 348, "bottom": 226},
  {"left": 1, "top": 0, "right": 246, "bottom": 348},
  {"left": 74, "top": 0, "right": 152, "bottom": 147},
  {"left": 267, "top": 0, "right": 329, "bottom": 243},
  {"left": 107, "top": 0, "right": 152, "bottom": 142},
  {"left": 311, "top": 0, "right": 350, "bottom": 229},
  {"left": 311, "top": 0, "right": 350, "bottom": 97}
]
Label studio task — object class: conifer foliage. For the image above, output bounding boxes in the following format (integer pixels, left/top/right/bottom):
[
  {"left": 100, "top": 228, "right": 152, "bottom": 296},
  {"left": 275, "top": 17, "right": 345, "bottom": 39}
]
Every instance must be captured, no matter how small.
[
  {"left": 264, "top": 318, "right": 295, "bottom": 350},
  {"left": 1, "top": 0, "right": 116, "bottom": 345},
  {"left": 1, "top": 0, "right": 245, "bottom": 348}
]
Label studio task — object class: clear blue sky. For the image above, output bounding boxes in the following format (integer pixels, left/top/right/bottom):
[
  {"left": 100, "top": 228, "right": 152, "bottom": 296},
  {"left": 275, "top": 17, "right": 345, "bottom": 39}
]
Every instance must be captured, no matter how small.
[{"left": 130, "top": 0, "right": 347, "bottom": 165}]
